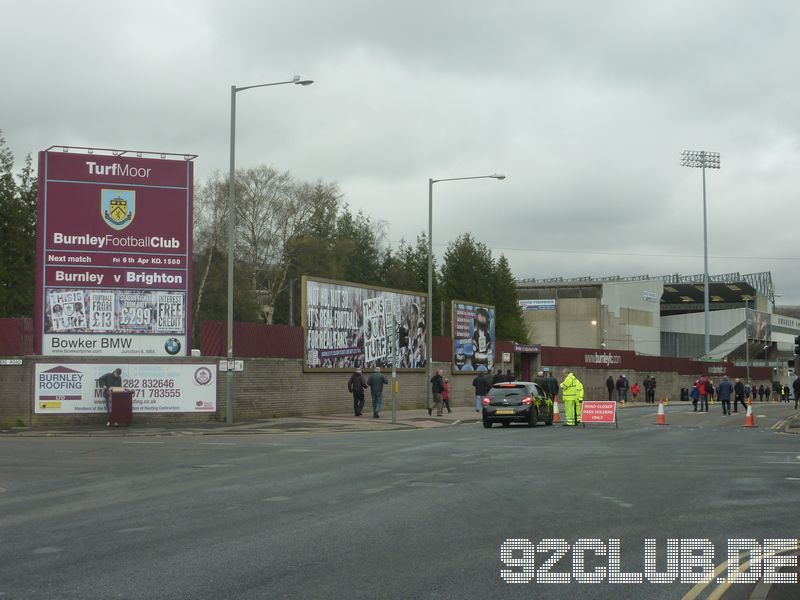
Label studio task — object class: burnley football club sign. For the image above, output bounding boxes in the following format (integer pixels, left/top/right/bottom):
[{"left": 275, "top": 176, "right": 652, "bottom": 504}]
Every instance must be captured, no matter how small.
[{"left": 35, "top": 147, "right": 196, "bottom": 357}]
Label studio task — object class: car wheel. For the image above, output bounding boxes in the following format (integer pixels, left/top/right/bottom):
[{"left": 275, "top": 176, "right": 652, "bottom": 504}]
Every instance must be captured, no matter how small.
[
  {"left": 482, "top": 419, "right": 492, "bottom": 428},
  {"left": 528, "top": 408, "right": 538, "bottom": 427},
  {"left": 545, "top": 408, "right": 553, "bottom": 426},
  {"left": 502, "top": 421, "right": 511, "bottom": 428}
]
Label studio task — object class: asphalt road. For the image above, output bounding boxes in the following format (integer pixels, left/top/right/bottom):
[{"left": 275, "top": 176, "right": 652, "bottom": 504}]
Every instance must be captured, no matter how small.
[{"left": 1, "top": 403, "right": 799, "bottom": 600}]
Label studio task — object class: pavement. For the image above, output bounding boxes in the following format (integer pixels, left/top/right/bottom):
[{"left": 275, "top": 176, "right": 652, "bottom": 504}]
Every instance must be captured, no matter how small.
[{"left": 3, "top": 400, "right": 798, "bottom": 437}]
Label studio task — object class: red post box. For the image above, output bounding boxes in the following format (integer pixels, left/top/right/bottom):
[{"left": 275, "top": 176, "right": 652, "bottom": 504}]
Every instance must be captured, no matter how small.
[{"left": 108, "top": 388, "right": 133, "bottom": 426}]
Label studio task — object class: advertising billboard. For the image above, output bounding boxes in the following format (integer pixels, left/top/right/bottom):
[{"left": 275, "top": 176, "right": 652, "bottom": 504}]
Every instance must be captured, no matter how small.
[
  {"left": 35, "top": 148, "right": 194, "bottom": 357},
  {"left": 746, "top": 309, "right": 771, "bottom": 341},
  {"left": 451, "top": 300, "right": 495, "bottom": 373},
  {"left": 302, "top": 276, "right": 427, "bottom": 371},
  {"left": 34, "top": 362, "right": 216, "bottom": 414}
]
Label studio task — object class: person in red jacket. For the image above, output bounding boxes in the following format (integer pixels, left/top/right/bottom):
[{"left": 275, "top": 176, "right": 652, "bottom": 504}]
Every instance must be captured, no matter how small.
[
  {"left": 631, "top": 382, "right": 641, "bottom": 402},
  {"left": 442, "top": 378, "right": 452, "bottom": 414}
]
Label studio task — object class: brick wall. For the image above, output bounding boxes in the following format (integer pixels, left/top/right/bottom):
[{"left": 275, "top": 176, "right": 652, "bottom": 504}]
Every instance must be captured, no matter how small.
[
  {"left": 0, "top": 357, "right": 773, "bottom": 428},
  {"left": 0, "top": 358, "right": 480, "bottom": 426}
]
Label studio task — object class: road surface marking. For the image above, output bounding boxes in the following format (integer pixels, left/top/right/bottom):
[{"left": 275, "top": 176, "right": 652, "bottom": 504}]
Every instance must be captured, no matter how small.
[
  {"left": 122, "top": 441, "right": 165, "bottom": 444},
  {"left": 681, "top": 558, "right": 730, "bottom": 600}
]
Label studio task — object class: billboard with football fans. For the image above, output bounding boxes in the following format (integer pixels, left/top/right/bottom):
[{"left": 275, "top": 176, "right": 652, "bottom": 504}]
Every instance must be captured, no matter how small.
[
  {"left": 302, "top": 276, "right": 428, "bottom": 371},
  {"left": 451, "top": 300, "right": 495, "bottom": 373},
  {"left": 35, "top": 148, "right": 195, "bottom": 357}
]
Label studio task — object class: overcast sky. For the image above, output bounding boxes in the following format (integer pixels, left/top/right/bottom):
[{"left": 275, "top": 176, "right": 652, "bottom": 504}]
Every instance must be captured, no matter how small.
[{"left": 3, "top": 0, "right": 799, "bottom": 304}]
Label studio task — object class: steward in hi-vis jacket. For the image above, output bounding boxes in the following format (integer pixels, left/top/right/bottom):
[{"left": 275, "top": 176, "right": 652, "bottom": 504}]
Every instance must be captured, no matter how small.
[{"left": 560, "top": 369, "right": 584, "bottom": 426}]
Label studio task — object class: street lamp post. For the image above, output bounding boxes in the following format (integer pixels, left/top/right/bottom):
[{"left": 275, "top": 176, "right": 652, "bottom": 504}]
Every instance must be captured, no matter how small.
[
  {"left": 680, "top": 150, "right": 720, "bottom": 358},
  {"left": 426, "top": 174, "right": 505, "bottom": 410},
  {"left": 227, "top": 76, "right": 313, "bottom": 424},
  {"left": 744, "top": 299, "right": 751, "bottom": 381}
]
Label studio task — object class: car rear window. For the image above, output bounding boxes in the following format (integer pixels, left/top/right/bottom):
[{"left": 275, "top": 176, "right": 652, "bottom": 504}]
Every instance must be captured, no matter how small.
[{"left": 488, "top": 385, "right": 530, "bottom": 399}]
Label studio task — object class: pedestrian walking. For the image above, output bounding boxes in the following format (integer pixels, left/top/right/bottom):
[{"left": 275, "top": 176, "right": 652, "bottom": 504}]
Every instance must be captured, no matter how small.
[
  {"left": 442, "top": 378, "right": 452, "bottom": 413},
  {"left": 560, "top": 369, "right": 584, "bottom": 426},
  {"left": 793, "top": 378, "right": 800, "bottom": 410},
  {"left": 764, "top": 385, "right": 771, "bottom": 402},
  {"left": 631, "top": 382, "right": 641, "bottom": 402},
  {"left": 606, "top": 375, "right": 615, "bottom": 402},
  {"left": 733, "top": 378, "right": 745, "bottom": 413},
  {"left": 696, "top": 375, "right": 710, "bottom": 412},
  {"left": 492, "top": 369, "right": 505, "bottom": 385},
  {"left": 472, "top": 373, "right": 491, "bottom": 412},
  {"left": 347, "top": 368, "right": 368, "bottom": 416},
  {"left": 645, "top": 376, "right": 657, "bottom": 404},
  {"left": 783, "top": 384, "right": 790, "bottom": 403},
  {"left": 367, "top": 367, "right": 389, "bottom": 418},
  {"left": 704, "top": 377, "right": 714, "bottom": 411},
  {"left": 505, "top": 369, "right": 515, "bottom": 382},
  {"left": 758, "top": 384, "right": 765, "bottom": 402},
  {"left": 717, "top": 375, "right": 734, "bottom": 416},
  {"left": 690, "top": 383, "right": 699, "bottom": 411},
  {"left": 430, "top": 369, "right": 445, "bottom": 416},
  {"left": 616, "top": 375, "right": 629, "bottom": 404}
]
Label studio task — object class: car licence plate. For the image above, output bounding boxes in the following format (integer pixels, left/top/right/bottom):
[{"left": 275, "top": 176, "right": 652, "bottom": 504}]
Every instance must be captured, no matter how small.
[{"left": 495, "top": 409, "right": 515, "bottom": 415}]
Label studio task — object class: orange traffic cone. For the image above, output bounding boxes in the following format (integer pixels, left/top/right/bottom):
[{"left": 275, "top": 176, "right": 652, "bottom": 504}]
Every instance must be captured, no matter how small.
[
  {"left": 742, "top": 398, "right": 757, "bottom": 428},
  {"left": 552, "top": 399, "right": 561, "bottom": 423},
  {"left": 656, "top": 398, "right": 667, "bottom": 425}
]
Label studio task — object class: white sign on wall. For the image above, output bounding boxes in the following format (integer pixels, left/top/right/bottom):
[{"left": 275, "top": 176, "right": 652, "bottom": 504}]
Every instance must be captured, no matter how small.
[
  {"left": 34, "top": 362, "right": 216, "bottom": 414},
  {"left": 518, "top": 299, "right": 556, "bottom": 311}
]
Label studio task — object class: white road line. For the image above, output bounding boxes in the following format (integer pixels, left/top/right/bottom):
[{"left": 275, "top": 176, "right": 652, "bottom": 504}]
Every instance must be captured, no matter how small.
[{"left": 122, "top": 441, "right": 165, "bottom": 444}]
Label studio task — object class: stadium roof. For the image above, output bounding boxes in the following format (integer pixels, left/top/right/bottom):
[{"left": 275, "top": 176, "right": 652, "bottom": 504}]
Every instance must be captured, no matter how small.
[{"left": 517, "top": 271, "right": 774, "bottom": 301}]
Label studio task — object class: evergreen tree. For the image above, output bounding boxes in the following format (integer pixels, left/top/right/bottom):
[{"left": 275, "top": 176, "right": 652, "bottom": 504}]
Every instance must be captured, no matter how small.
[
  {"left": 0, "top": 133, "right": 37, "bottom": 317},
  {"left": 439, "top": 233, "right": 494, "bottom": 335},
  {"left": 492, "top": 254, "right": 528, "bottom": 343}
]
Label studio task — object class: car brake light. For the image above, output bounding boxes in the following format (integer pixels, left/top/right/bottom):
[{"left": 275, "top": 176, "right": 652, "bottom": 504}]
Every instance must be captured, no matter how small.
[
  {"left": 522, "top": 397, "right": 532, "bottom": 405},
  {"left": 482, "top": 397, "right": 491, "bottom": 405}
]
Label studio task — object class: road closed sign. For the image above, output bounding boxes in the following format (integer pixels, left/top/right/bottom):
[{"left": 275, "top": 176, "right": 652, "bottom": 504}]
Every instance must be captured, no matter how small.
[{"left": 581, "top": 401, "right": 617, "bottom": 427}]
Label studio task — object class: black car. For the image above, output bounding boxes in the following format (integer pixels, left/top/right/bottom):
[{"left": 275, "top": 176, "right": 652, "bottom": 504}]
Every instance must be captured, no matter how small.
[{"left": 481, "top": 381, "right": 554, "bottom": 428}]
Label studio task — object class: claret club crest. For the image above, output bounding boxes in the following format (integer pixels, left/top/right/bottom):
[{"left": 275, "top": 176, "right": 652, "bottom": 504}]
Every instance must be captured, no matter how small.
[{"left": 101, "top": 188, "right": 136, "bottom": 230}]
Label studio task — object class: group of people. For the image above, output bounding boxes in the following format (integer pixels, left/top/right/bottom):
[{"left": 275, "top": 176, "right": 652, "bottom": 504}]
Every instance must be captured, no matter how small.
[
  {"left": 689, "top": 376, "right": 800, "bottom": 413},
  {"left": 603, "top": 374, "right": 658, "bottom": 404},
  {"left": 347, "top": 367, "right": 390, "bottom": 418},
  {"left": 347, "top": 365, "right": 800, "bottom": 421}
]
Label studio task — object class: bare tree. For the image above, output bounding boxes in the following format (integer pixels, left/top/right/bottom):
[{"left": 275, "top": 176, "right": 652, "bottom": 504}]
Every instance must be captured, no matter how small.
[
  {"left": 235, "top": 165, "right": 340, "bottom": 323},
  {"left": 192, "top": 172, "right": 227, "bottom": 336}
]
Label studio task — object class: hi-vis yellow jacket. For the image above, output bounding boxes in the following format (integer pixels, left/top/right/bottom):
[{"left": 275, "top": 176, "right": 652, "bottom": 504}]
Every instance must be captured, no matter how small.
[{"left": 560, "top": 372, "right": 584, "bottom": 402}]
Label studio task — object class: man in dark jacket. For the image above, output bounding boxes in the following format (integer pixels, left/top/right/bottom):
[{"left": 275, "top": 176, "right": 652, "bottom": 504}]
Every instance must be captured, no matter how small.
[
  {"left": 733, "top": 378, "right": 745, "bottom": 413},
  {"left": 793, "top": 378, "right": 800, "bottom": 409},
  {"left": 605, "top": 375, "right": 615, "bottom": 402},
  {"left": 544, "top": 371, "right": 559, "bottom": 401},
  {"left": 347, "top": 368, "right": 367, "bottom": 416},
  {"left": 717, "top": 376, "right": 734, "bottom": 416},
  {"left": 616, "top": 375, "right": 629, "bottom": 403},
  {"left": 430, "top": 369, "right": 445, "bottom": 416},
  {"left": 644, "top": 376, "right": 657, "bottom": 404},
  {"left": 473, "top": 373, "right": 491, "bottom": 412},
  {"left": 98, "top": 368, "right": 122, "bottom": 396},
  {"left": 534, "top": 371, "right": 547, "bottom": 389},
  {"left": 367, "top": 367, "right": 389, "bottom": 418},
  {"left": 98, "top": 368, "right": 123, "bottom": 425},
  {"left": 492, "top": 369, "right": 504, "bottom": 385}
]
